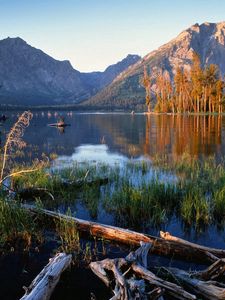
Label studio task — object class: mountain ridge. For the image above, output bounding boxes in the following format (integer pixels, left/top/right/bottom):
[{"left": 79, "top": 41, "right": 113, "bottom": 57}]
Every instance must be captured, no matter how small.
[
  {"left": 0, "top": 37, "right": 140, "bottom": 106},
  {"left": 84, "top": 21, "right": 225, "bottom": 109}
]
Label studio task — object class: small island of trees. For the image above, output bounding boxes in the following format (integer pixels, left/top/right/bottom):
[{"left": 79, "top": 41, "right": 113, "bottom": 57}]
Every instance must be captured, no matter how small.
[{"left": 141, "top": 52, "right": 225, "bottom": 114}]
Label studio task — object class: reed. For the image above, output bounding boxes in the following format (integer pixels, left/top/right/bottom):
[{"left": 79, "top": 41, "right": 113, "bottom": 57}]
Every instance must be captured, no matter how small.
[{"left": 0, "top": 197, "right": 38, "bottom": 249}]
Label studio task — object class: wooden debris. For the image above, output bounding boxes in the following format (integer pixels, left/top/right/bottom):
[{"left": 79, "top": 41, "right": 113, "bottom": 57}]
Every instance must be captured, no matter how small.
[
  {"left": 160, "top": 231, "right": 225, "bottom": 260},
  {"left": 90, "top": 242, "right": 196, "bottom": 300},
  {"left": 194, "top": 258, "right": 225, "bottom": 280},
  {"left": 20, "top": 253, "right": 72, "bottom": 300},
  {"left": 22, "top": 204, "right": 225, "bottom": 264},
  {"left": 167, "top": 267, "right": 225, "bottom": 300}
]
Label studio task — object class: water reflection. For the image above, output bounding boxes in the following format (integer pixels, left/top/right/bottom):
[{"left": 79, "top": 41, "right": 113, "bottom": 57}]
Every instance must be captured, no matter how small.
[
  {"left": 54, "top": 144, "right": 128, "bottom": 168},
  {"left": 143, "top": 115, "right": 222, "bottom": 159},
  {"left": 1, "top": 112, "right": 225, "bottom": 161}
]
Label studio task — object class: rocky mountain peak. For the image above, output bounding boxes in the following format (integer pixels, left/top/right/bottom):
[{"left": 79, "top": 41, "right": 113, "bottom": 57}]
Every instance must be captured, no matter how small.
[
  {"left": 85, "top": 21, "right": 225, "bottom": 109},
  {"left": 0, "top": 37, "right": 140, "bottom": 106},
  {"left": 1, "top": 37, "right": 27, "bottom": 46}
]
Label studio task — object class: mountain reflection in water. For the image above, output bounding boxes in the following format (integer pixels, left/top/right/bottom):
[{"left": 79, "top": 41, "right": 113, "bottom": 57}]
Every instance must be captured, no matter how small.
[{"left": 2, "top": 112, "right": 223, "bottom": 162}]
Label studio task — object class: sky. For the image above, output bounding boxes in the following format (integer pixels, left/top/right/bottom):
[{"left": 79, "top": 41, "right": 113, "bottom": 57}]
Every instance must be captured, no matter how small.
[{"left": 0, "top": 0, "right": 224, "bottom": 72}]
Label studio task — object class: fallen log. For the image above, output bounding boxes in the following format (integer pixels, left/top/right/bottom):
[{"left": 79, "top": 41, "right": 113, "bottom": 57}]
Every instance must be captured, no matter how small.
[
  {"left": 22, "top": 204, "right": 225, "bottom": 264},
  {"left": 20, "top": 253, "right": 72, "bottom": 300},
  {"left": 167, "top": 267, "right": 225, "bottom": 300},
  {"left": 90, "top": 242, "right": 196, "bottom": 300},
  {"left": 160, "top": 231, "right": 225, "bottom": 261},
  {"left": 194, "top": 258, "right": 225, "bottom": 281}
]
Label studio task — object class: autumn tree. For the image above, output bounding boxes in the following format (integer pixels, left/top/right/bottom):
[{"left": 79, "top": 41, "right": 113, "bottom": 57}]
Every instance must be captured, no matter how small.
[
  {"left": 190, "top": 51, "right": 203, "bottom": 113},
  {"left": 140, "top": 66, "right": 152, "bottom": 112},
  {"left": 141, "top": 51, "right": 224, "bottom": 114}
]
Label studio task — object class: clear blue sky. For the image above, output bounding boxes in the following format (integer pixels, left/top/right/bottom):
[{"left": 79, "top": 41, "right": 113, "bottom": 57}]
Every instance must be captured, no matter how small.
[{"left": 0, "top": 0, "right": 224, "bottom": 72}]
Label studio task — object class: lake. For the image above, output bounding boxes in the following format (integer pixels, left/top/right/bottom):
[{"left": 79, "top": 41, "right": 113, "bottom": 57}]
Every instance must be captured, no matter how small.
[
  {"left": 2, "top": 112, "right": 225, "bottom": 160},
  {"left": 1, "top": 112, "right": 225, "bottom": 238},
  {"left": 1, "top": 112, "right": 225, "bottom": 299}
]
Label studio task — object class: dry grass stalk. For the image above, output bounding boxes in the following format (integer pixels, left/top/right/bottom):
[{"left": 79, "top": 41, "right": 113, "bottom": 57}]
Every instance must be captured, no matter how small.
[{"left": 0, "top": 111, "right": 33, "bottom": 185}]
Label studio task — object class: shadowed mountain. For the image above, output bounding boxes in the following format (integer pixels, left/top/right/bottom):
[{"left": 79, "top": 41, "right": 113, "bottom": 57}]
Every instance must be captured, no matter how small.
[
  {"left": 0, "top": 37, "right": 140, "bottom": 106},
  {"left": 84, "top": 22, "right": 225, "bottom": 109}
]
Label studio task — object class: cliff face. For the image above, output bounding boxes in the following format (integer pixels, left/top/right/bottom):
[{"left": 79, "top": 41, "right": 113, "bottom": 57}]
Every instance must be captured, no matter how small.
[
  {"left": 85, "top": 22, "right": 225, "bottom": 108},
  {"left": 0, "top": 37, "right": 140, "bottom": 105}
]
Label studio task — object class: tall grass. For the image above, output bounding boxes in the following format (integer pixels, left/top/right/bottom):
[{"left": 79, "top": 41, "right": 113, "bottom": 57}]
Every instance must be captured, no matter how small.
[
  {"left": 0, "top": 111, "right": 34, "bottom": 185},
  {"left": 0, "top": 197, "right": 38, "bottom": 249},
  {"left": 9, "top": 150, "right": 225, "bottom": 232},
  {"left": 103, "top": 178, "right": 178, "bottom": 228}
]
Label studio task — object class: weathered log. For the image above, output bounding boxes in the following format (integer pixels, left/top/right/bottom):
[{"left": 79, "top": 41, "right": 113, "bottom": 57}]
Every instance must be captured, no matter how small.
[
  {"left": 22, "top": 204, "right": 225, "bottom": 265},
  {"left": 167, "top": 267, "right": 225, "bottom": 300},
  {"left": 131, "top": 263, "right": 195, "bottom": 300},
  {"left": 160, "top": 231, "right": 225, "bottom": 260},
  {"left": 194, "top": 258, "right": 225, "bottom": 281},
  {"left": 90, "top": 243, "right": 196, "bottom": 300},
  {"left": 20, "top": 253, "right": 72, "bottom": 300}
]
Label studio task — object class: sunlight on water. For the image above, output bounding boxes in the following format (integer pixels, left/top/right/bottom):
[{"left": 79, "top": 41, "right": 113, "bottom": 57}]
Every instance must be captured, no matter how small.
[{"left": 54, "top": 144, "right": 128, "bottom": 168}]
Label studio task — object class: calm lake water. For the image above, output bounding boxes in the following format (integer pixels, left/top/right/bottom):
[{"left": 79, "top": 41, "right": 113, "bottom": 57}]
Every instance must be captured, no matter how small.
[
  {"left": 1, "top": 112, "right": 225, "bottom": 245},
  {"left": 1, "top": 112, "right": 225, "bottom": 299},
  {"left": 2, "top": 112, "right": 225, "bottom": 160}
]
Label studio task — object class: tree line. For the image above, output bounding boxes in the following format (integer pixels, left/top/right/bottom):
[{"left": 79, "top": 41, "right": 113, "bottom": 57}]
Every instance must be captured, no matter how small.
[{"left": 141, "top": 52, "right": 225, "bottom": 113}]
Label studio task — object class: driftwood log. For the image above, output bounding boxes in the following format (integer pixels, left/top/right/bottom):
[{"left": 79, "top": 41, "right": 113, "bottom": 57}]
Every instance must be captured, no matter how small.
[
  {"left": 160, "top": 231, "right": 224, "bottom": 261},
  {"left": 195, "top": 258, "right": 225, "bottom": 280},
  {"left": 91, "top": 242, "right": 225, "bottom": 300},
  {"left": 20, "top": 253, "right": 72, "bottom": 300},
  {"left": 90, "top": 242, "right": 196, "bottom": 300},
  {"left": 167, "top": 267, "right": 225, "bottom": 300},
  {"left": 22, "top": 204, "right": 225, "bottom": 265}
]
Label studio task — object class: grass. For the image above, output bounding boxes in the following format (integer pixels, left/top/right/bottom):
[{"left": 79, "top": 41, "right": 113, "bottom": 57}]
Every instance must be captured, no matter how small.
[
  {"left": 103, "top": 178, "right": 178, "bottom": 228},
  {"left": 3, "top": 150, "right": 225, "bottom": 249},
  {"left": 0, "top": 196, "right": 40, "bottom": 250},
  {"left": 180, "top": 190, "right": 210, "bottom": 225},
  {"left": 10, "top": 154, "right": 225, "bottom": 230},
  {"left": 55, "top": 208, "right": 80, "bottom": 254}
]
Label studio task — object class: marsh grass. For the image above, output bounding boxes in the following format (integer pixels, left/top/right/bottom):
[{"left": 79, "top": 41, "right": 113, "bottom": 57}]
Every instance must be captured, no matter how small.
[
  {"left": 103, "top": 177, "right": 178, "bottom": 228},
  {"left": 214, "top": 187, "right": 225, "bottom": 223},
  {"left": 151, "top": 152, "right": 225, "bottom": 226},
  {"left": 55, "top": 208, "right": 80, "bottom": 254},
  {"left": 0, "top": 197, "right": 39, "bottom": 250},
  {"left": 8, "top": 150, "right": 225, "bottom": 234},
  {"left": 54, "top": 208, "right": 108, "bottom": 264},
  {"left": 180, "top": 191, "right": 210, "bottom": 225}
]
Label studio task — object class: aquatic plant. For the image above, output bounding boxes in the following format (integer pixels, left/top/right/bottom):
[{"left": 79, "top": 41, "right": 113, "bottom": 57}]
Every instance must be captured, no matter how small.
[
  {"left": 180, "top": 191, "right": 210, "bottom": 226},
  {"left": 104, "top": 178, "right": 178, "bottom": 228},
  {"left": 214, "top": 187, "right": 225, "bottom": 222},
  {"left": 55, "top": 208, "right": 80, "bottom": 254},
  {"left": 0, "top": 197, "right": 38, "bottom": 249}
]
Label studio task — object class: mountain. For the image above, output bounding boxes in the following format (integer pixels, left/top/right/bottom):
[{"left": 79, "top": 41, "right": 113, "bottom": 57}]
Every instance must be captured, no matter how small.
[
  {"left": 80, "top": 54, "right": 141, "bottom": 96},
  {"left": 0, "top": 37, "right": 140, "bottom": 106},
  {"left": 84, "top": 22, "right": 225, "bottom": 109}
]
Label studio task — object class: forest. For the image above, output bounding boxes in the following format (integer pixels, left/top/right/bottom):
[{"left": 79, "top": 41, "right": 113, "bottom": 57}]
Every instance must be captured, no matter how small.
[{"left": 142, "top": 52, "right": 225, "bottom": 113}]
